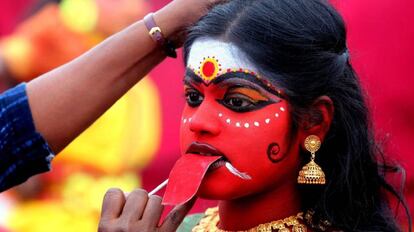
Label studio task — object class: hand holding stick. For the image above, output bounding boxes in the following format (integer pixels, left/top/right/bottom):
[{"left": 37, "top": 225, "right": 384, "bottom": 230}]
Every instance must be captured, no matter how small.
[{"left": 99, "top": 185, "right": 196, "bottom": 232}]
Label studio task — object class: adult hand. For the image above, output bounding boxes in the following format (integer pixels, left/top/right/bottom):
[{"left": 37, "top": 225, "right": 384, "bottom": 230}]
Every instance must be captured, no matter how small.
[
  {"left": 172, "top": 0, "right": 229, "bottom": 25},
  {"left": 98, "top": 188, "right": 196, "bottom": 232},
  {"left": 154, "top": 0, "right": 228, "bottom": 45}
]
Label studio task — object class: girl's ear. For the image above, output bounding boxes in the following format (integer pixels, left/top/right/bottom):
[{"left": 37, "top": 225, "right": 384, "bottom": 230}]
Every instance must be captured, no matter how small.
[{"left": 297, "top": 96, "right": 334, "bottom": 146}]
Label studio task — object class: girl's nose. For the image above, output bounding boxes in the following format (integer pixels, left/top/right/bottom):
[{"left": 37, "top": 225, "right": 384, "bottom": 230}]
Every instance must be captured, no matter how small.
[{"left": 188, "top": 104, "right": 221, "bottom": 137}]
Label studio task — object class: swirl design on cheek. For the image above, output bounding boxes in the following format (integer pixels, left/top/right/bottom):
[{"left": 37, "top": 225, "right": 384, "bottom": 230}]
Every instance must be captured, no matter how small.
[{"left": 267, "top": 143, "right": 285, "bottom": 163}]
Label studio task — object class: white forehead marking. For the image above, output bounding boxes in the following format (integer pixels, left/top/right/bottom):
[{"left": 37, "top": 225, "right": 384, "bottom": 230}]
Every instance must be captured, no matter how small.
[{"left": 187, "top": 37, "right": 260, "bottom": 76}]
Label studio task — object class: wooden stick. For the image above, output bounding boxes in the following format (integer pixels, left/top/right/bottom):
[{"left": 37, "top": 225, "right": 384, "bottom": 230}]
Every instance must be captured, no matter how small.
[{"left": 149, "top": 179, "right": 169, "bottom": 196}]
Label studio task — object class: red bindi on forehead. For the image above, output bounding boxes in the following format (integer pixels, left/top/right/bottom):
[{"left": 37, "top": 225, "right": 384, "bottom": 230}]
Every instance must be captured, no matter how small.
[{"left": 202, "top": 61, "right": 216, "bottom": 78}]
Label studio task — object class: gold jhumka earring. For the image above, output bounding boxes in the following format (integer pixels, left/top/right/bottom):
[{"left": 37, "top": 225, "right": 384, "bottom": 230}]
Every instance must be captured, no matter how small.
[{"left": 297, "top": 135, "right": 326, "bottom": 185}]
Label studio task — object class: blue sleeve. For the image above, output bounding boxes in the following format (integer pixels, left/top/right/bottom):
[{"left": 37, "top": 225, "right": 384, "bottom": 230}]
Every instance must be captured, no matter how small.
[{"left": 0, "top": 83, "right": 54, "bottom": 192}]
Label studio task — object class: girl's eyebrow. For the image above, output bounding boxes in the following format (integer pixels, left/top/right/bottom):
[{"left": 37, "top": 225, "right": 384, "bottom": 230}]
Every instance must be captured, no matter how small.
[
  {"left": 183, "top": 67, "right": 285, "bottom": 100},
  {"left": 211, "top": 72, "right": 277, "bottom": 92},
  {"left": 214, "top": 72, "right": 285, "bottom": 99},
  {"left": 226, "top": 86, "right": 270, "bottom": 101},
  {"left": 183, "top": 80, "right": 196, "bottom": 88},
  {"left": 184, "top": 68, "right": 203, "bottom": 84},
  {"left": 218, "top": 78, "right": 281, "bottom": 102},
  {"left": 183, "top": 81, "right": 204, "bottom": 95}
]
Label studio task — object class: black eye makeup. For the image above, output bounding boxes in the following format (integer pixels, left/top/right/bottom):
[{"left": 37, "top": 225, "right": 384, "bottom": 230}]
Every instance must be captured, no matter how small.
[
  {"left": 182, "top": 71, "right": 281, "bottom": 112},
  {"left": 184, "top": 86, "right": 204, "bottom": 108},
  {"left": 212, "top": 71, "right": 285, "bottom": 100},
  {"left": 217, "top": 86, "right": 276, "bottom": 112}
]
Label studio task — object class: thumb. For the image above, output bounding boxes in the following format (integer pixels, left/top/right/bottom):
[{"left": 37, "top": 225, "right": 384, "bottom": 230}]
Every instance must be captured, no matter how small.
[{"left": 158, "top": 197, "right": 197, "bottom": 232}]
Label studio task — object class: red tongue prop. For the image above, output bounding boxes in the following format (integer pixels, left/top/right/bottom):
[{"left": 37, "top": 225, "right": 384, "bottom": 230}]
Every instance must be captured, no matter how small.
[{"left": 162, "top": 154, "right": 221, "bottom": 205}]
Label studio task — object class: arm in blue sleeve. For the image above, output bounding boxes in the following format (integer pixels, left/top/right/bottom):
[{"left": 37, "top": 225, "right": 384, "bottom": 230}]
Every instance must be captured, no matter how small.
[{"left": 0, "top": 83, "right": 55, "bottom": 192}]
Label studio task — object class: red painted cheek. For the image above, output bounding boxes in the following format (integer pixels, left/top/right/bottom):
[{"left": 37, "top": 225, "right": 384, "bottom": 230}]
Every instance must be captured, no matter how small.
[
  {"left": 196, "top": 102, "right": 295, "bottom": 198},
  {"left": 218, "top": 115, "right": 290, "bottom": 172},
  {"left": 180, "top": 107, "right": 194, "bottom": 154},
  {"left": 178, "top": 98, "right": 297, "bottom": 200}
]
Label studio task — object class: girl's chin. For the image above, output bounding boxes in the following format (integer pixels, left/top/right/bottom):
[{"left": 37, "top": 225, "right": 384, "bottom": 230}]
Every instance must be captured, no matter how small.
[
  {"left": 196, "top": 166, "right": 260, "bottom": 199},
  {"left": 197, "top": 189, "right": 237, "bottom": 201},
  {"left": 197, "top": 179, "right": 249, "bottom": 201}
]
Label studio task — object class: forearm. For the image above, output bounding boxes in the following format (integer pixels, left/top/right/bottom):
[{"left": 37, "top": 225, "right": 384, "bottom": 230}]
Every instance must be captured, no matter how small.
[
  {"left": 26, "top": 8, "right": 177, "bottom": 153},
  {"left": 25, "top": 0, "right": 227, "bottom": 153}
]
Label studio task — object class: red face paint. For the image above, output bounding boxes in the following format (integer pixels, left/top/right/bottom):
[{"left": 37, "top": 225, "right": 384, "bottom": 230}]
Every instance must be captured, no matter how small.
[
  {"left": 163, "top": 71, "right": 300, "bottom": 204},
  {"left": 164, "top": 39, "right": 301, "bottom": 205}
]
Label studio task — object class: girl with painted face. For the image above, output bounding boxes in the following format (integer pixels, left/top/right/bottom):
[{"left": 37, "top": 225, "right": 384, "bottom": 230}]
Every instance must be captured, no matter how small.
[{"left": 160, "top": 0, "right": 411, "bottom": 231}]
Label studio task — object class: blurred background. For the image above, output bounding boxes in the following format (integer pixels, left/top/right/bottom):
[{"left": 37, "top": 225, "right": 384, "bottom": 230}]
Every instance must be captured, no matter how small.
[{"left": 0, "top": 0, "right": 412, "bottom": 231}]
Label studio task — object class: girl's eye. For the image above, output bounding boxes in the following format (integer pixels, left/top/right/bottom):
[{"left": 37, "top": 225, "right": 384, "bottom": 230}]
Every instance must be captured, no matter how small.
[
  {"left": 219, "top": 94, "right": 257, "bottom": 112},
  {"left": 185, "top": 90, "right": 204, "bottom": 107}
]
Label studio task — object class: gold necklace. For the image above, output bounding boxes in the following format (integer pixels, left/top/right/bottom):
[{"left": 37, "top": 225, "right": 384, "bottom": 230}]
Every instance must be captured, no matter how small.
[{"left": 192, "top": 207, "right": 307, "bottom": 232}]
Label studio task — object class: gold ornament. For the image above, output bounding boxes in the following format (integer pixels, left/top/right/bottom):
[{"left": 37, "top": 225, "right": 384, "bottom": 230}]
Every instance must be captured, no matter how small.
[
  {"left": 297, "top": 135, "right": 326, "bottom": 185},
  {"left": 192, "top": 207, "right": 307, "bottom": 232}
]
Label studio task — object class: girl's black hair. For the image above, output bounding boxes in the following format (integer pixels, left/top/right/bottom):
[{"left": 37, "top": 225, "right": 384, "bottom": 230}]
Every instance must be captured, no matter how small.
[{"left": 183, "top": 0, "right": 411, "bottom": 231}]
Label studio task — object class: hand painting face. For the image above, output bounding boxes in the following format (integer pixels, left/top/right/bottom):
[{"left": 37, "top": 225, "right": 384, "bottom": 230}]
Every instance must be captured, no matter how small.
[{"left": 168, "top": 38, "right": 302, "bottom": 204}]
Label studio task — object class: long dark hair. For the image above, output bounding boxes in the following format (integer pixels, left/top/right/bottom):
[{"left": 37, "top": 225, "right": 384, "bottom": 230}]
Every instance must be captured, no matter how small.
[{"left": 183, "top": 0, "right": 411, "bottom": 231}]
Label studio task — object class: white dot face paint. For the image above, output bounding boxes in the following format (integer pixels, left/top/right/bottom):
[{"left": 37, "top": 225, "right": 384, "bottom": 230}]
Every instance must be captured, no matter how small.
[
  {"left": 183, "top": 119, "right": 187, "bottom": 123},
  {"left": 217, "top": 111, "right": 286, "bottom": 129},
  {"left": 212, "top": 104, "right": 287, "bottom": 129}
]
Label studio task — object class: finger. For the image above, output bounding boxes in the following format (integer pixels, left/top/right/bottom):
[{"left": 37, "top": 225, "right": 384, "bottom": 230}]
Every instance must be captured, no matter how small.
[
  {"left": 159, "top": 197, "right": 197, "bottom": 232},
  {"left": 141, "top": 195, "right": 164, "bottom": 228},
  {"left": 100, "top": 188, "right": 126, "bottom": 220},
  {"left": 121, "top": 189, "right": 149, "bottom": 220}
]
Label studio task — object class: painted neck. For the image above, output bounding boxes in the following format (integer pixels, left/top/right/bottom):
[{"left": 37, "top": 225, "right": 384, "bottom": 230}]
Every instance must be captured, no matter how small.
[{"left": 217, "top": 180, "right": 302, "bottom": 231}]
